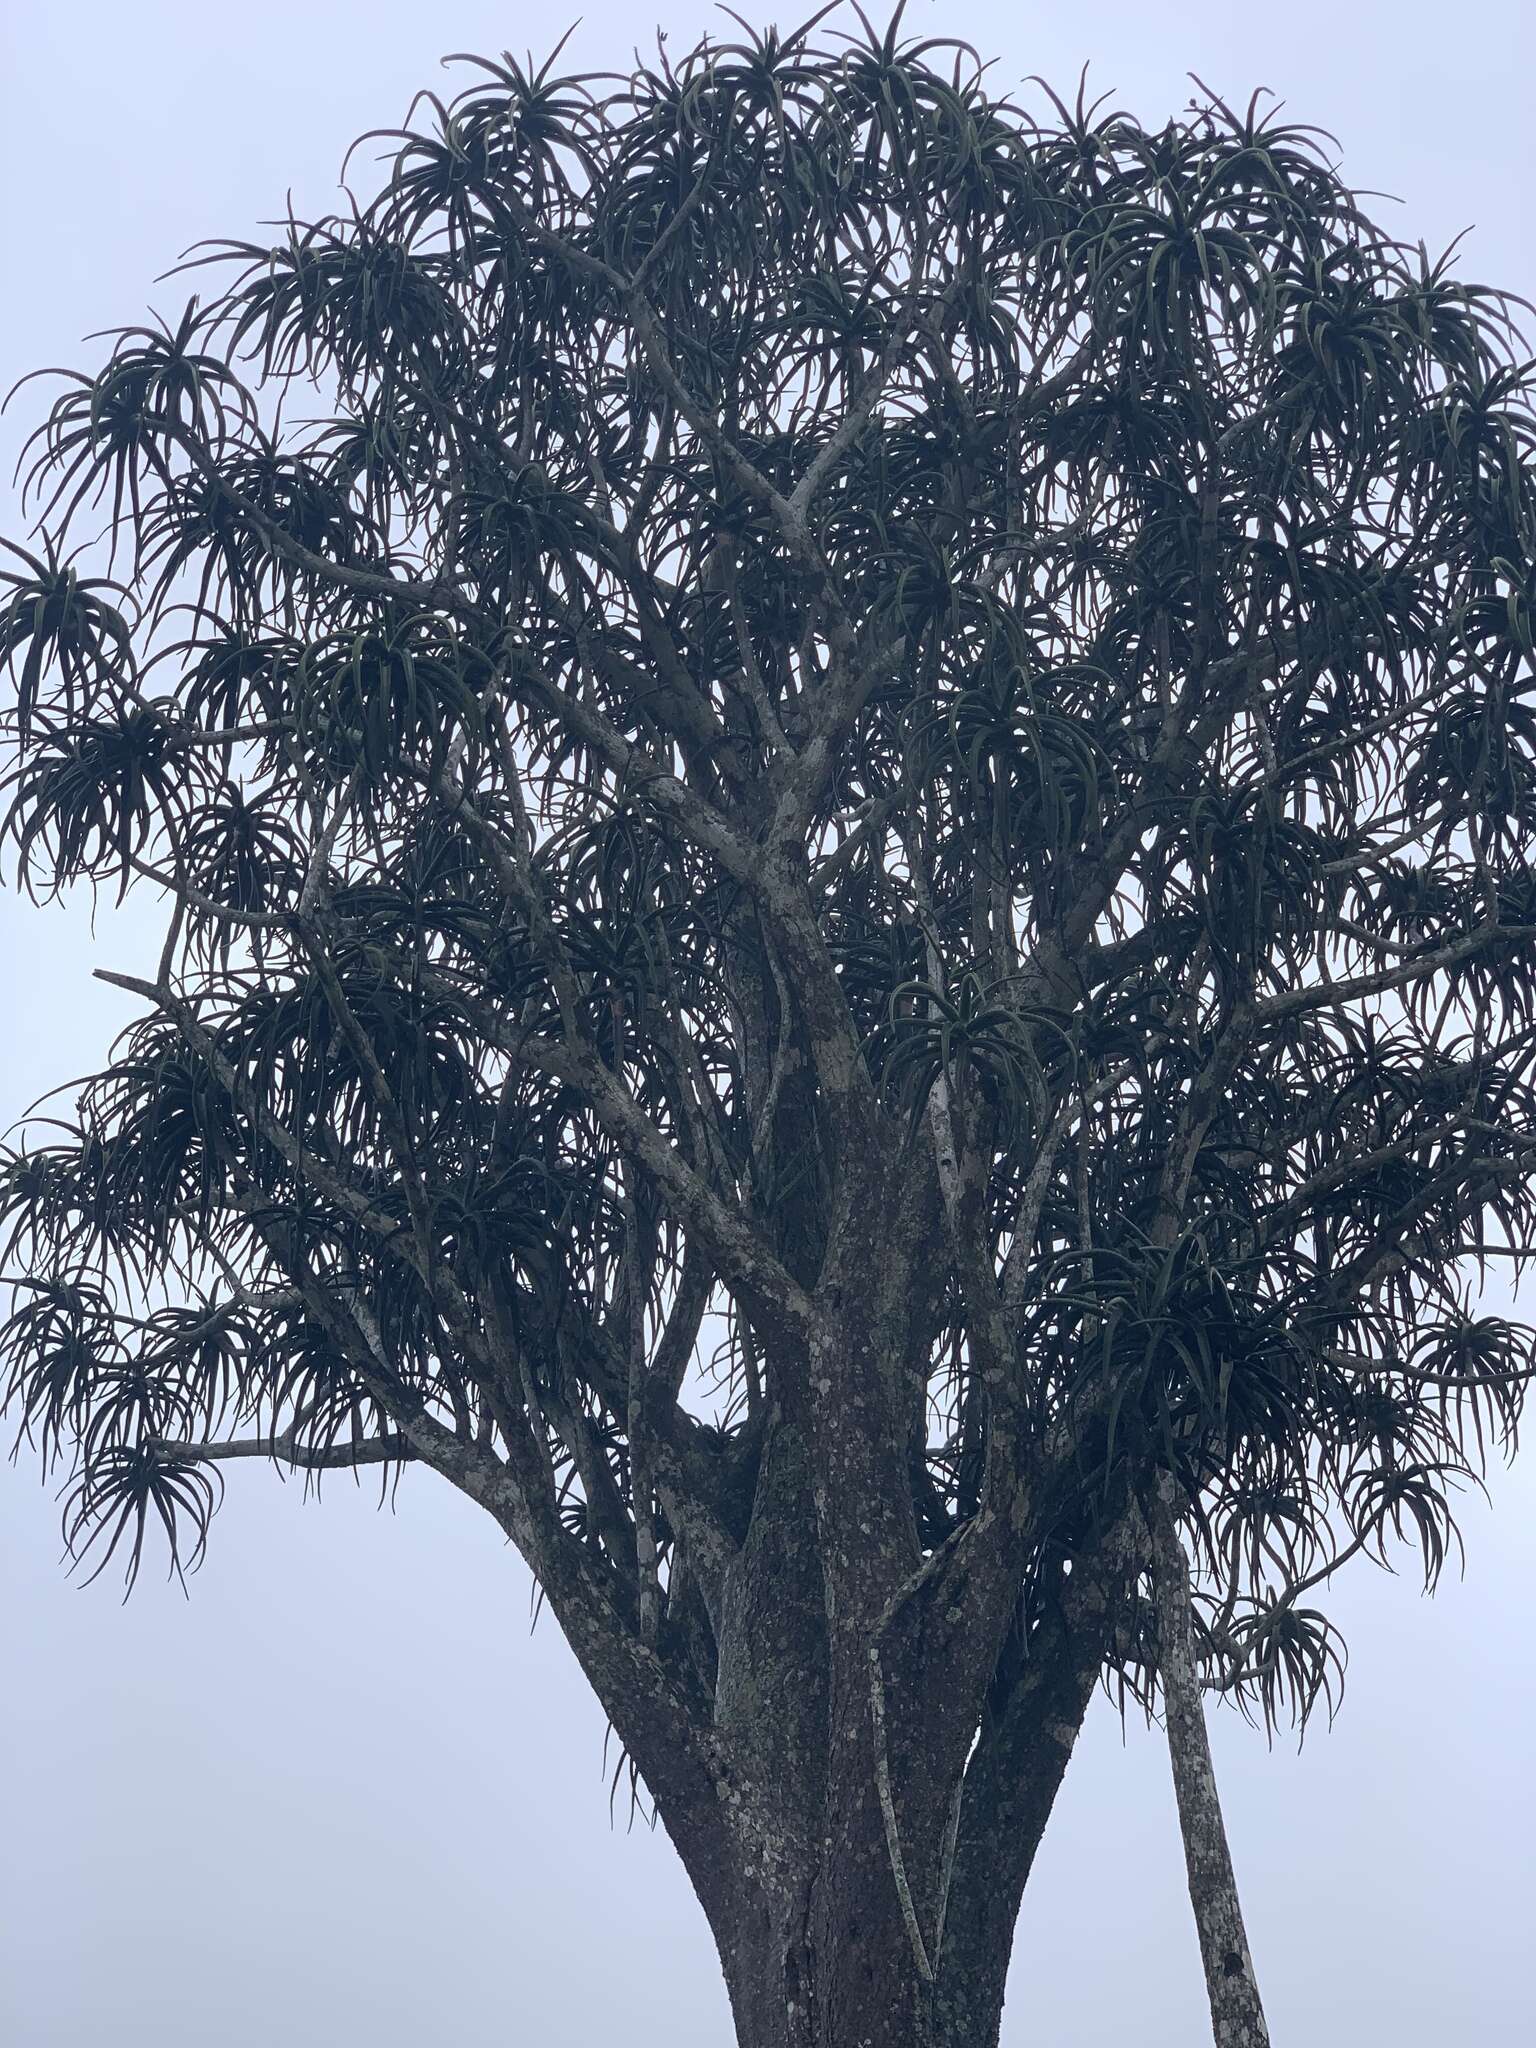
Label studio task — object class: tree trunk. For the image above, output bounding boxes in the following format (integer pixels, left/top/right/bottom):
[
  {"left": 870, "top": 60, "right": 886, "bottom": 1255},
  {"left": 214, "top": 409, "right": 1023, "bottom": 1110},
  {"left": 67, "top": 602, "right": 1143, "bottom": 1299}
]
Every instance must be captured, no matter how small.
[
  {"left": 546, "top": 1222, "right": 1126, "bottom": 2048},
  {"left": 715, "top": 1869, "right": 943, "bottom": 2048},
  {"left": 688, "top": 1599, "right": 1105, "bottom": 2048},
  {"left": 1150, "top": 1485, "right": 1271, "bottom": 2048},
  {"left": 652, "top": 1429, "right": 1120, "bottom": 2048},
  {"left": 689, "top": 1412, "right": 967, "bottom": 2048}
]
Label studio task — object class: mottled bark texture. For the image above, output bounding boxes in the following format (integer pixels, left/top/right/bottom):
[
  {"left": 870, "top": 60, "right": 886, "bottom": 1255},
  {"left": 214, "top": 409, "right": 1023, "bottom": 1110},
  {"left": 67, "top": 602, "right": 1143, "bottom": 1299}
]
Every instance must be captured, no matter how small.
[
  {"left": 1150, "top": 1485, "right": 1272, "bottom": 2048},
  {"left": 644, "top": 1388, "right": 1121, "bottom": 2048},
  {"left": 544, "top": 1115, "right": 1131, "bottom": 2048}
]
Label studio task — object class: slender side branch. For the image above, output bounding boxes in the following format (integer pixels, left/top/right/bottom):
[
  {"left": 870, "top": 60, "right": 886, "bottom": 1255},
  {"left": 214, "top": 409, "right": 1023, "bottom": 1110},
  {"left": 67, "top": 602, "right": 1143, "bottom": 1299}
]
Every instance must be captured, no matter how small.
[
  {"left": 153, "top": 1432, "right": 413, "bottom": 1469},
  {"left": 1150, "top": 1481, "right": 1271, "bottom": 2048}
]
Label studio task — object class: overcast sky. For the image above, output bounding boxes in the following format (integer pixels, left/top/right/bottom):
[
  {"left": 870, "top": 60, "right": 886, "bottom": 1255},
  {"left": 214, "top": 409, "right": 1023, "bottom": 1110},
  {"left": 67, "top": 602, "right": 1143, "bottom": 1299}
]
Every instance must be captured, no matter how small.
[{"left": 1, "top": 4, "right": 1533, "bottom": 2043}]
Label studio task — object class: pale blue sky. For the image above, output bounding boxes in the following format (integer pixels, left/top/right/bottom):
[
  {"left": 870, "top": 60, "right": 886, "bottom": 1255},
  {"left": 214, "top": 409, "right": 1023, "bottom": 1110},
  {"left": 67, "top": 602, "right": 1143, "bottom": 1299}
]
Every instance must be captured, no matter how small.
[{"left": 1, "top": 5, "right": 1532, "bottom": 2043}]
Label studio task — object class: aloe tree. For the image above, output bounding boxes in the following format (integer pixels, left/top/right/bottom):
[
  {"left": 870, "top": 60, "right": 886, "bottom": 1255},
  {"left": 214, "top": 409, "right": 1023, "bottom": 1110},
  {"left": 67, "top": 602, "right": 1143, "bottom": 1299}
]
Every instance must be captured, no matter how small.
[{"left": 4, "top": 13, "right": 1535, "bottom": 2045}]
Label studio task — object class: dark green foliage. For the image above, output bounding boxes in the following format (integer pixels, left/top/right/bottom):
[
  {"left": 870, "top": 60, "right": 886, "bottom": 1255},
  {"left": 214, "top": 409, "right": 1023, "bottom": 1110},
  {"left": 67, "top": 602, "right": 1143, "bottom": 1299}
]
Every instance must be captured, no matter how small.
[{"left": 2, "top": 10, "right": 1534, "bottom": 1739}]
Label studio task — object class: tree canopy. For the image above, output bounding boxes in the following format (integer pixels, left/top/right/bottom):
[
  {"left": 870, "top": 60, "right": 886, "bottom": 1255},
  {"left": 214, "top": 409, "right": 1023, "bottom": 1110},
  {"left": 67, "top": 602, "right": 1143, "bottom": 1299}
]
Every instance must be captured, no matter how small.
[{"left": 3, "top": 12, "right": 1534, "bottom": 2044}]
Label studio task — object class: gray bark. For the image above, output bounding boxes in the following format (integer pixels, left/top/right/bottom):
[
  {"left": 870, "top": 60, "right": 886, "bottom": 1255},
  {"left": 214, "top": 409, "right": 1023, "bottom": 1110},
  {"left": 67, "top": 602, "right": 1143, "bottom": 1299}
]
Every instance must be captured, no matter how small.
[
  {"left": 929, "top": 1555, "right": 1120, "bottom": 2047},
  {"left": 1150, "top": 1484, "right": 1272, "bottom": 2048},
  {"left": 632, "top": 1393, "right": 1121, "bottom": 2048},
  {"left": 674, "top": 1429, "right": 1126, "bottom": 2048}
]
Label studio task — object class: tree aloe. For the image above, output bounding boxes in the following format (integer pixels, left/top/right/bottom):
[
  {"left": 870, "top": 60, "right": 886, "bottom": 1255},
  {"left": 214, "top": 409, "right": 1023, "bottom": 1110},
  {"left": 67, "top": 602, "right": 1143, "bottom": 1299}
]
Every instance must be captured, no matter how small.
[{"left": 4, "top": 12, "right": 1534, "bottom": 2044}]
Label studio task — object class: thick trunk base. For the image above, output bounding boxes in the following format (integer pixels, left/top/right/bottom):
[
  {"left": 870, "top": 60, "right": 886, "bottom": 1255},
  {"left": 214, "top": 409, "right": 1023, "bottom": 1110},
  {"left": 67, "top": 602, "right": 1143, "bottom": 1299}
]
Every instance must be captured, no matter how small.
[{"left": 717, "top": 1904, "right": 1004, "bottom": 2048}]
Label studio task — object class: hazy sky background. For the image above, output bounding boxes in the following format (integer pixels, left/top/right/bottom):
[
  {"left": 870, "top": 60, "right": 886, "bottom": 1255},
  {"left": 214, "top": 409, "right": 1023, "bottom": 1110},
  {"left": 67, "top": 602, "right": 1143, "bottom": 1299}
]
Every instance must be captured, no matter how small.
[{"left": 1, "top": 4, "right": 1532, "bottom": 2043}]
